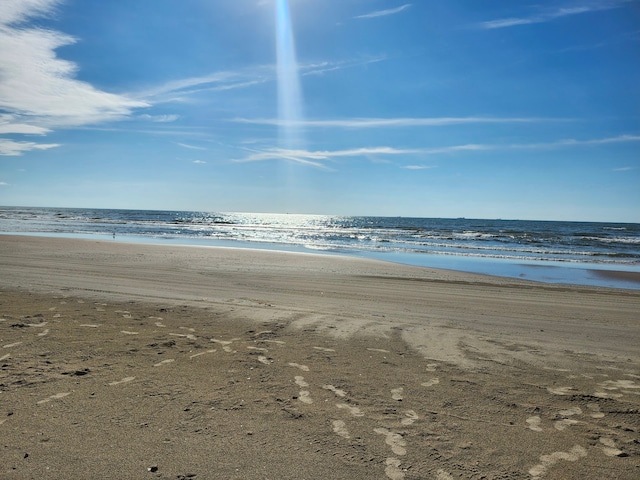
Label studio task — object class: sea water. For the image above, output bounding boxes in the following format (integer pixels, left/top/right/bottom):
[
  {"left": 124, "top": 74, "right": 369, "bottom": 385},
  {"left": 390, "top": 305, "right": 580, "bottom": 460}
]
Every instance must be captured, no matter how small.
[{"left": 1, "top": 207, "right": 639, "bottom": 289}]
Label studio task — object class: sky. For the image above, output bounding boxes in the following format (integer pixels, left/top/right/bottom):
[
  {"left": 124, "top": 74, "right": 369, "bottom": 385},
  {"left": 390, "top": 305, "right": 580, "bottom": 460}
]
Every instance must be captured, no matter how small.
[{"left": 0, "top": 0, "right": 639, "bottom": 222}]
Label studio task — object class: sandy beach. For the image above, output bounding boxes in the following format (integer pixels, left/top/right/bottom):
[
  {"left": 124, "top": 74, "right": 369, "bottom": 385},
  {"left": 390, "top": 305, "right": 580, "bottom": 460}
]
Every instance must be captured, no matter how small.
[{"left": 1, "top": 235, "right": 639, "bottom": 479}]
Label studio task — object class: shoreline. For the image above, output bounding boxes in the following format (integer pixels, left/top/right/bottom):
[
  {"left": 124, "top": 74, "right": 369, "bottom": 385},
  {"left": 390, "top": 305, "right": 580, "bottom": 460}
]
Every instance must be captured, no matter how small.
[
  {"left": 3, "top": 231, "right": 640, "bottom": 290},
  {"left": 2, "top": 235, "right": 640, "bottom": 478}
]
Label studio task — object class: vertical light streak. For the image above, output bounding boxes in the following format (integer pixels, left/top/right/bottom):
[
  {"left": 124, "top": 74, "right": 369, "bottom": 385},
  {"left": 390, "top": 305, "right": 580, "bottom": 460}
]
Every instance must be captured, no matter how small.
[{"left": 275, "top": 0, "right": 303, "bottom": 150}]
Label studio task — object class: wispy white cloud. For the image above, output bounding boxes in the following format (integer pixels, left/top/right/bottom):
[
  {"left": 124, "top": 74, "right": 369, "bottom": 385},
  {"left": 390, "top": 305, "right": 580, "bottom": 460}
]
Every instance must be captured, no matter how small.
[
  {"left": 138, "top": 56, "right": 385, "bottom": 103},
  {"left": 233, "top": 116, "right": 560, "bottom": 128},
  {"left": 300, "top": 56, "right": 387, "bottom": 76},
  {"left": 232, "top": 146, "right": 416, "bottom": 169},
  {"left": 0, "top": 115, "right": 51, "bottom": 135},
  {"left": 613, "top": 166, "right": 636, "bottom": 171},
  {"left": 233, "top": 146, "right": 445, "bottom": 169},
  {"left": 427, "top": 134, "right": 640, "bottom": 152},
  {"left": 0, "top": 139, "right": 60, "bottom": 156},
  {"left": 136, "top": 70, "right": 271, "bottom": 103},
  {"left": 139, "top": 114, "right": 180, "bottom": 123},
  {"left": 527, "top": 134, "right": 640, "bottom": 148},
  {"left": 0, "top": 0, "right": 63, "bottom": 25},
  {"left": 480, "top": 3, "right": 622, "bottom": 29},
  {"left": 178, "top": 142, "right": 208, "bottom": 150},
  {"left": 235, "top": 146, "right": 422, "bottom": 163},
  {"left": 355, "top": 4, "right": 412, "bottom": 20},
  {"left": 0, "top": 181, "right": 8, "bottom": 186},
  {"left": 192, "top": 160, "right": 207, "bottom": 165},
  {"left": 231, "top": 134, "right": 640, "bottom": 169},
  {"left": 0, "top": 0, "right": 148, "bottom": 154},
  {"left": 0, "top": 4, "right": 147, "bottom": 125},
  {"left": 402, "top": 165, "right": 435, "bottom": 170}
]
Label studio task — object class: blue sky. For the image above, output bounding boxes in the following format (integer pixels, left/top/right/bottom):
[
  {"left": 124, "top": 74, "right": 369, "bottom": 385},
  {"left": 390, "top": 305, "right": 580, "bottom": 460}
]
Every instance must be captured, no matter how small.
[{"left": 0, "top": 0, "right": 639, "bottom": 221}]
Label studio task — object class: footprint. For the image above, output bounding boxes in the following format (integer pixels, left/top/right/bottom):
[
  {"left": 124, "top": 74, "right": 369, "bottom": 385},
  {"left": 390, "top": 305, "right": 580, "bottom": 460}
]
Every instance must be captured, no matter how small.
[
  {"left": 293, "top": 376, "right": 313, "bottom": 403},
  {"left": 336, "top": 403, "right": 364, "bottom": 417},
  {"left": 211, "top": 339, "right": 237, "bottom": 353},
  {"left": 27, "top": 321, "right": 47, "bottom": 327},
  {"left": 169, "top": 333, "right": 197, "bottom": 340},
  {"left": 257, "top": 356, "right": 272, "bottom": 365},
  {"left": 425, "top": 363, "right": 438, "bottom": 372},
  {"left": 121, "top": 331, "right": 139, "bottom": 335},
  {"left": 599, "top": 379, "right": 640, "bottom": 391},
  {"left": 554, "top": 419, "right": 579, "bottom": 431},
  {"left": 154, "top": 321, "right": 166, "bottom": 328},
  {"left": 374, "top": 427, "right": 407, "bottom": 456},
  {"left": 547, "top": 386, "right": 574, "bottom": 396},
  {"left": 332, "top": 420, "right": 350, "bottom": 439},
  {"left": 189, "top": 349, "right": 216, "bottom": 359},
  {"left": 247, "top": 346, "right": 268, "bottom": 352},
  {"left": 80, "top": 324, "right": 99, "bottom": 328},
  {"left": 0, "top": 353, "right": 10, "bottom": 361},
  {"left": 109, "top": 377, "right": 135, "bottom": 386},
  {"left": 526, "top": 416, "right": 543, "bottom": 432},
  {"left": 384, "top": 458, "right": 405, "bottom": 480},
  {"left": 295, "top": 376, "right": 309, "bottom": 388},
  {"left": 298, "top": 391, "right": 313, "bottom": 404},
  {"left": 401, "top": 410, "right": 418, "bottom": 426},
  {"left": 593, "top": 390, "right": 623, "bottom": 399},
  {"left": 3, "top": 342, "right": 22, "bottom": 349},
  {"left": 558, "top": 407, "right": 582, "bottom": 416},
  {"left": 554, "top": 407, "right": 581, "bottom": 430},
  {"left": 586, "top": 403, "right": 605, "bottom": 419},
  {"left": 599, "top": 437, "right": 626, "bottom": 457},
  {"left": 37, "top": 329, "right": 50, "bottom": 337},
  {"left": 391, "top": 387, "right": 404, "bottom": 401},
  {"left": 529, "top": 445, "right": 587, "bottom": 478},
  {"left": 37, "top": 392, "right": 70, "bottom": 404},
  {"left": 322, "top": 384, "right": 347, "bottom": 397},
  {"left": 421, "top": 378, "right": 440, "bottom": 387},
  {"left": 288, "top": 363, "right": 310, "bottom": 372},
  {"left": 153, "top": 359, "right": 175, "bottom": 367},
  {"left": 253, "top": 330, "right": 275, "bottom": 337},
  {"left": 367, "top": 348, "right": 390, "bottom": 353}
]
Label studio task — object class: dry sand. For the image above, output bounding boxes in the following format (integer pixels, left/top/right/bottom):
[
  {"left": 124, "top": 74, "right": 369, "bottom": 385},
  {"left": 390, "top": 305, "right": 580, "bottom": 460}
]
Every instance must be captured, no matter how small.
[{"left": 1, "top": 235, "right": 639, "bottom": 479}]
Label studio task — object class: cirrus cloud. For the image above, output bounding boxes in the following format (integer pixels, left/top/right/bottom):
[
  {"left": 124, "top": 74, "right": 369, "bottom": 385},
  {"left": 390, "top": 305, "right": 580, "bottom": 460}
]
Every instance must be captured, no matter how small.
[
  {"left": 230, "top": 135, "right": 640, "bottom": 169},
  {"left": 0, "top": 139, "right": 60, "bottom": 156},
  {"left": 479, "top": 3, "right": 623, "bottom": 29},
  {"left": 0, "top": 0, "right": 148, "bottom": 155},
  {"left": 355, "top": 4, "right": 412, "bottom": 20}
]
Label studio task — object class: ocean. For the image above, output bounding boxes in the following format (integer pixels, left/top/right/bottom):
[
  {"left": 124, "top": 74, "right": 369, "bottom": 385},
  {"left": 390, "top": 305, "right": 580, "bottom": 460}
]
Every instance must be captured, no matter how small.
[{"left": 1, "top": 206, "right": 639, "bottom": 289}]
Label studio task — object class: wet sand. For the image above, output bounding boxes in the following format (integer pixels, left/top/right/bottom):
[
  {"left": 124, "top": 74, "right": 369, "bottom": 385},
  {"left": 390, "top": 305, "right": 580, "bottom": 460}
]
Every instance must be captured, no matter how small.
[
  {"left": 590, "top": 268, "right": 640, "bottom": 284},
  {"left": 1, "top": 235, "right": 639, "bottom": 479}
]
